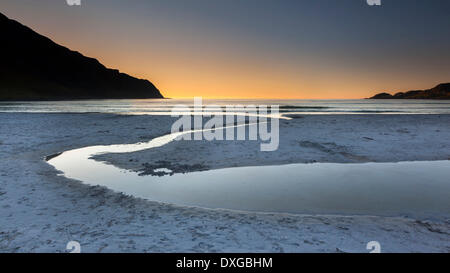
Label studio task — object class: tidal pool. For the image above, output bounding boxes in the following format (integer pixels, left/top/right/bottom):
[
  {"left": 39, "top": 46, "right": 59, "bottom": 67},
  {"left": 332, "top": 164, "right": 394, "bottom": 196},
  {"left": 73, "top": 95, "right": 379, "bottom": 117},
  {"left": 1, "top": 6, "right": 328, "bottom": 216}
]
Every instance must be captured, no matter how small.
[{"left": 47, "top": 123, "right": 450, "bottom": 220}]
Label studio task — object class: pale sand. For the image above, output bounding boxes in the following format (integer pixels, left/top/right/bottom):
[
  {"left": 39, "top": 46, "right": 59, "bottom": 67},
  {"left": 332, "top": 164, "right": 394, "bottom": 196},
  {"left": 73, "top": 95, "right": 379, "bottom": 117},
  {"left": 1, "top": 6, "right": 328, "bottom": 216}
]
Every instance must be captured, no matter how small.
[{"left": 0, "top": 113, "right": 449, "bottom": 252}]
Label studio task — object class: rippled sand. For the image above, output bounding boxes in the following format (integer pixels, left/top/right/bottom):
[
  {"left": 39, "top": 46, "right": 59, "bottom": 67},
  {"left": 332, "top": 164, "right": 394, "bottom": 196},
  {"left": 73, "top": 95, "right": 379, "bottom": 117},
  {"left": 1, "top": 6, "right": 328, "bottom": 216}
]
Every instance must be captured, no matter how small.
[{"left": 0, "top": 113, "right": 449, "bottom": 252}]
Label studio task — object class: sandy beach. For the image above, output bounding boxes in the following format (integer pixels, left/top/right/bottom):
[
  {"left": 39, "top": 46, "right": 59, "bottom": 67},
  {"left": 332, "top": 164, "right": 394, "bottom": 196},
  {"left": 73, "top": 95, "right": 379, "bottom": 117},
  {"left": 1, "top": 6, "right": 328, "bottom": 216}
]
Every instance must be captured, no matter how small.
[{"left": 1, "top": 113, "right": 449, "bottom": 253}]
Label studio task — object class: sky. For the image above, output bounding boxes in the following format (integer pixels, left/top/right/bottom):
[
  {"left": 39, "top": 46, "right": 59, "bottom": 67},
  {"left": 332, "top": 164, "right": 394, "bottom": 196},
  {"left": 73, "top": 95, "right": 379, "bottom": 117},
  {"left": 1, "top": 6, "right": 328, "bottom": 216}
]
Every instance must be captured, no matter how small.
[{"left": 1, "top": 0, "right": 450, "bottom": 99}]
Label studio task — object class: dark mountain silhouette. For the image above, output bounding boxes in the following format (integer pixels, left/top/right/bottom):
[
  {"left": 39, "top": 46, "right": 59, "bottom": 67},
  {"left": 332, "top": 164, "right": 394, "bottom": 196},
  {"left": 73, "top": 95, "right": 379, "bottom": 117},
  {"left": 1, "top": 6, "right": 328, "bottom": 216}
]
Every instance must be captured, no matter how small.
[
  {"left": 0, "top": 12, "right": 163, "bottom": 101},
  {"left": 369, "top": 83, "right": 450, "bottom": 100}
]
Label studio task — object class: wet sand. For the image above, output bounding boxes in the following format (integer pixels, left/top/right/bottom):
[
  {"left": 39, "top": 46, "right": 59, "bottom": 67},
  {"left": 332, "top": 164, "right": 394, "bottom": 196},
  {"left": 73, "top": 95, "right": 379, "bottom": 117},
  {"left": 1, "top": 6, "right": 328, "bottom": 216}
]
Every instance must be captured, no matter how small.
[{"left": 0, "top": 113, "right": 449, "bottom": 252}]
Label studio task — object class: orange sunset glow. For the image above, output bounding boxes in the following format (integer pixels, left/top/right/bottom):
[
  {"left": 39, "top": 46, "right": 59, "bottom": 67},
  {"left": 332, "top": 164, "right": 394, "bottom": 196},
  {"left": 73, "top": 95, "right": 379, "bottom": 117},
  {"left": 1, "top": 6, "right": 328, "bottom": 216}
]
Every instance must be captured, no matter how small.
[{"left": 1, "top": 1, "right": 449, "bottom": 99}]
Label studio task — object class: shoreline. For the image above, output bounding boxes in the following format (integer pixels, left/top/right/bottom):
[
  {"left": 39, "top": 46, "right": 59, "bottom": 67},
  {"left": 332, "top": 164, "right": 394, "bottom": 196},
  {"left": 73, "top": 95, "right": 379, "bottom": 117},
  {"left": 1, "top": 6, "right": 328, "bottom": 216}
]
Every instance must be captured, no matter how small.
[{"left": 1, "top": 113, "right": 449, "bottom": 252}]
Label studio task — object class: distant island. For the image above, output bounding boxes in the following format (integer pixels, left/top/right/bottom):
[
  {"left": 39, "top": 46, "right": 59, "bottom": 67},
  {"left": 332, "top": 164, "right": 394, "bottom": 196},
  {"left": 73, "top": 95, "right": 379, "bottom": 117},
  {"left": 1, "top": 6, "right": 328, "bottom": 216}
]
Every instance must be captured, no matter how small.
[
  {"left": 369, "top": 83, "right": 450, "bottom": 100},
  {"left": 0, "top": 12, "right": 163, "bottom": 101}
]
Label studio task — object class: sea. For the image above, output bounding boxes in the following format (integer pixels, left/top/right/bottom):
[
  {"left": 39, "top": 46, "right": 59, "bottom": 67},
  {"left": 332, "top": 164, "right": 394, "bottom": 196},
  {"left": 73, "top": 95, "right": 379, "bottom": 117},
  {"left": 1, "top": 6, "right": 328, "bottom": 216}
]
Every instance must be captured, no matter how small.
[{"left": 1, "top": 99, "right": 450, "bottom": 115}]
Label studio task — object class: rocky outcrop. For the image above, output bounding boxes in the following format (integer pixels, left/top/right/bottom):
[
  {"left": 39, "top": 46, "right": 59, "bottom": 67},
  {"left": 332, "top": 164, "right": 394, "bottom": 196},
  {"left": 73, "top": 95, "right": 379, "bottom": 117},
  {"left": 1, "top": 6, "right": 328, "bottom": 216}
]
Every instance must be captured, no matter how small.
[
  {"left": 369, "top": 83, "right": 450, "bottom": 100},
  {"left": 0, "top": 12, "right": 163, "bottom": 101}
]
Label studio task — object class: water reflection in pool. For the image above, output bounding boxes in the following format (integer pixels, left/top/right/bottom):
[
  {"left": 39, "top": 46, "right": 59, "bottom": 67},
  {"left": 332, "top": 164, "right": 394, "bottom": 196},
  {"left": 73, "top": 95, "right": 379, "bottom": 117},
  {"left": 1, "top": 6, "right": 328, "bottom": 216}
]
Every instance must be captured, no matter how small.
[
  {"left": 49, "top": 146, "right": 450, "bottom": 220},
  {"left": 47, "top": 121, "right": 450, "bottom": 220}
]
